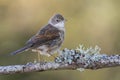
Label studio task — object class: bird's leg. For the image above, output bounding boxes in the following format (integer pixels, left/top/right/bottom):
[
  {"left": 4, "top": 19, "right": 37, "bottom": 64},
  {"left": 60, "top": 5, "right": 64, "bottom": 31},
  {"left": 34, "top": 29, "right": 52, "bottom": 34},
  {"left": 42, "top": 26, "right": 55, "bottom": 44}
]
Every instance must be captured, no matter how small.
[
  {"left": 38, "top": 51, "right": 51, "bottom": 62},
  {"left": 32, "top": 49, "right": 41, "bottom": 62},
  {"left": 44, "top": 53, "right": 51, "bottom": 62},
  {"left": 37, "top": 52, "right": 41, "bottom": 62},
  {"left": 32, "top": 49, "right": 39, "bottom": 62},
  {"left": 56, "top": 50, "right": 61, "bottom": 56},
  {"left": 57, "top": 49, "right": 62, "bottom": 55},
  {"left": 49, "top": 54, "right": 55, "bottom": 59}
]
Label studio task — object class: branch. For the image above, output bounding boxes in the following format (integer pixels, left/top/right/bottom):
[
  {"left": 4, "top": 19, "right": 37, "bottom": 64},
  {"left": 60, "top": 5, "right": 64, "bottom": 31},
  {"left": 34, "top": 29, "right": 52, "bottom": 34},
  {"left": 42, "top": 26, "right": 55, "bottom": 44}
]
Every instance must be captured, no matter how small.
[{"left": 0, "top": 45, "right": 120, "bottom": 75}]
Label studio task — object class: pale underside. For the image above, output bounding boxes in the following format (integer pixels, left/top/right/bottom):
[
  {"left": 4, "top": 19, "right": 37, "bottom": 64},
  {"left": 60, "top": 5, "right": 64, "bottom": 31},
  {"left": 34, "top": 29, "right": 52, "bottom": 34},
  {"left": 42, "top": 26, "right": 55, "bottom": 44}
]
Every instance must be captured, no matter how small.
[{"left": 31, "top": 45, "right": 60, "bottom": 57}]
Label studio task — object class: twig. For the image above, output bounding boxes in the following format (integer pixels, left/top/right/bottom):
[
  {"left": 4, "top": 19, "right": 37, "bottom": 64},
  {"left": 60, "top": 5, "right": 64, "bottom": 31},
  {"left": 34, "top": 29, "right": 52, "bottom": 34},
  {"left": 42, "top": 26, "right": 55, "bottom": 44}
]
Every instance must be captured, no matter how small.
[{"left": 0, "top": 45, "right": 120, "bottom": 75}]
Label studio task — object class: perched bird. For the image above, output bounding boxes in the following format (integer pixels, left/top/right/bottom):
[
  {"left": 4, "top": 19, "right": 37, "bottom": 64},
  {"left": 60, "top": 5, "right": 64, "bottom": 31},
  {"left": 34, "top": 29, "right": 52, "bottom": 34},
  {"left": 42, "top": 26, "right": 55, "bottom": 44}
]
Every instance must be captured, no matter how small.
[{"left": 10, "top": 14, "right": 65, "bottom": 57}]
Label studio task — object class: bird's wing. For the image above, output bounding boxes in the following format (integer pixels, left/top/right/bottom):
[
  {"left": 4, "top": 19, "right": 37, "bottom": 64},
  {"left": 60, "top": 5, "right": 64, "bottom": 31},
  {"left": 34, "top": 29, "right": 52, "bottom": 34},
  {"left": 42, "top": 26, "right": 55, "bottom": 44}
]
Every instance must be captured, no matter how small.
[{"left": 26, "top": 24, "right": 60, "bottom": 47}]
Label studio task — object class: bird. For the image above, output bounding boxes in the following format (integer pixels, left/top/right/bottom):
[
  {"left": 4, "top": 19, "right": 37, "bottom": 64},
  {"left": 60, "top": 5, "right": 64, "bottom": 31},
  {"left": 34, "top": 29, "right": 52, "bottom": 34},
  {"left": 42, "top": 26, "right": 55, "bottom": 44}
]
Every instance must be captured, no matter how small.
[{"left": 10, "top": 14, "right": 66, "bottom": 58}]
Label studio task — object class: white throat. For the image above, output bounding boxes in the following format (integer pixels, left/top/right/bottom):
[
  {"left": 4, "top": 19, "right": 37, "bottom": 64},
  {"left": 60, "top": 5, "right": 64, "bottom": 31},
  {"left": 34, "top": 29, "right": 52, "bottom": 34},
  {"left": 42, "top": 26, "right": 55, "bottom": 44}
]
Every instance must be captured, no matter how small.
[
  {"left": 54, "top": 21, "right": 64, "bottom": 27},
  {"left": 49, "top": 21, "right": 65, "bottom": 31}
]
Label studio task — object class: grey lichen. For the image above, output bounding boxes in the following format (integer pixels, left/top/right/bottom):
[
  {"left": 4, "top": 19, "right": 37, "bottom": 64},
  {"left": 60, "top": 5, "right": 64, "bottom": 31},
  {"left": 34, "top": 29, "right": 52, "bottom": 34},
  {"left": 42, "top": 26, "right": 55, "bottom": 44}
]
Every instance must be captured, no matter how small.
[
  {"left": 55, "top": 45, "right": 120, "bottom": 69},
  {"left": 55, "top": 45, "right": 102, "bottom": 64}
]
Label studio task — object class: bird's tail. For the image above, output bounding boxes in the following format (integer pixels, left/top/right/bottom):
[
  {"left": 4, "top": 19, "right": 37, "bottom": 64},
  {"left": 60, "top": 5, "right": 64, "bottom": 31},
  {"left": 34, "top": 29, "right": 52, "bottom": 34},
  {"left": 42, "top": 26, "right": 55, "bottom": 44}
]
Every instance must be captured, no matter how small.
[{"left": 10, "top": 45, "right": 30, "bottom": 55}]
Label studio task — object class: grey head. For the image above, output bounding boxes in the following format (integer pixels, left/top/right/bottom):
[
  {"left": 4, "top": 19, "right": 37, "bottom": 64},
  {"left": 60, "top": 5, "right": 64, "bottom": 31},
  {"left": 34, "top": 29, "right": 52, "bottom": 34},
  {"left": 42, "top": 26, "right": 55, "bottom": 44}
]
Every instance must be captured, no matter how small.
[{"left": 48, "top": 14, "right": 65, "bottom": 29}]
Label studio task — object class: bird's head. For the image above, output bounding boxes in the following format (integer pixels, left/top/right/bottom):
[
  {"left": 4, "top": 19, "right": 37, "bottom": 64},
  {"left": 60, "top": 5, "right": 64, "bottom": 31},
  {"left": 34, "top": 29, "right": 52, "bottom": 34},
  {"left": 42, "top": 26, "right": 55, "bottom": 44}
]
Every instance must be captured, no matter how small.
[{"left": 48, "top": 14, "right": 65, "bottom": 28}]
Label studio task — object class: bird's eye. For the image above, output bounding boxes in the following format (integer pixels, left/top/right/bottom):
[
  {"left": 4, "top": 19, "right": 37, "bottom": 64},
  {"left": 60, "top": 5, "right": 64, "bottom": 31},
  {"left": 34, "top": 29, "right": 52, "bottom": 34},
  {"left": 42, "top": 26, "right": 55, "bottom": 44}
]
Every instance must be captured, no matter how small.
[{"left": 56, "top": 19, "right": 59, "bottom": 22}]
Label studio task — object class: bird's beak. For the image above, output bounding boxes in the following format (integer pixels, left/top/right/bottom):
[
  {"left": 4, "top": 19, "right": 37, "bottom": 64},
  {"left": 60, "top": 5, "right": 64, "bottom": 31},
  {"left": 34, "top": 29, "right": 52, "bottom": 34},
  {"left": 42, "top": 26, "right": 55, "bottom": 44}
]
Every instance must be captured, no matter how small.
[{"left": 64, "top": 19, "right": 67, "bottom": 22}]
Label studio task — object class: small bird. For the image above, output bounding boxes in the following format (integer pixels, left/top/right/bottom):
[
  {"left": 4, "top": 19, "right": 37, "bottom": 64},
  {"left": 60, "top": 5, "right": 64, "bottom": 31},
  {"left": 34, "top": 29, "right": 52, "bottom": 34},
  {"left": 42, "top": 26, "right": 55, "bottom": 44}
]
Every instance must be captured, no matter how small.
[{"left": 10, "top": 14, "right": 65, "bottom": 57}]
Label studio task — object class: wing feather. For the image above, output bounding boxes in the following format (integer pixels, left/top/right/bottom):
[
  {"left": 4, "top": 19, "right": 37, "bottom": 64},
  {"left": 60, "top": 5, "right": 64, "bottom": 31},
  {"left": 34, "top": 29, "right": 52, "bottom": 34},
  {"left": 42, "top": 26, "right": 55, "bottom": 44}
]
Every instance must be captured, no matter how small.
[{"left": 26, "top": 24, "right": 60, "bottom": 48}]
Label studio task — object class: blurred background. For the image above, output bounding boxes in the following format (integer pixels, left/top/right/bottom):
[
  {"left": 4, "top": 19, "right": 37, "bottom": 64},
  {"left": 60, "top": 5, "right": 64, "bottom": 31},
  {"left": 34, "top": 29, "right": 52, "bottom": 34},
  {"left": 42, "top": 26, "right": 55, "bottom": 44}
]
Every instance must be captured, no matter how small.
[{"left": 0, "top": 0, "right": 120, "bottom": 80}]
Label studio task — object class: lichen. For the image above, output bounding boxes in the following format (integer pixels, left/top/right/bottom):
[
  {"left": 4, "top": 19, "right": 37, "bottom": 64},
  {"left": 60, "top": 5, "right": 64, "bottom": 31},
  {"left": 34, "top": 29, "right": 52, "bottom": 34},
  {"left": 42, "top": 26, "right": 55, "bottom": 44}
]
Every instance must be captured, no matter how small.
[{"left": 55, "top": 45, "right": 102, "bottom": 64}]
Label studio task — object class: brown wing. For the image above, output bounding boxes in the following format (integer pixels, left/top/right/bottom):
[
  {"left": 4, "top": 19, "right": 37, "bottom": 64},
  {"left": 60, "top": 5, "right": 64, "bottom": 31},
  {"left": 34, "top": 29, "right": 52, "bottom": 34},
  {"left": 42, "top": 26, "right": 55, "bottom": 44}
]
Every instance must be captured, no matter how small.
[{"left": 26, "top": 24, "right": 60, "bottom": 48}]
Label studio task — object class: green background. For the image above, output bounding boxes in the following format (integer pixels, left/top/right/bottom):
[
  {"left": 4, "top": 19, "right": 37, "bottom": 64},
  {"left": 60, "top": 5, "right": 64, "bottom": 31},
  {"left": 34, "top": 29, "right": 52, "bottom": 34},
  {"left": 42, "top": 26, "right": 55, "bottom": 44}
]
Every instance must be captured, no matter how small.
[{"left": 0, "top": 0, "right": 120, "bottom": 80}]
